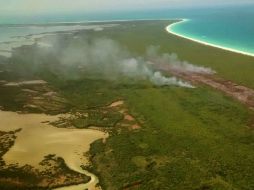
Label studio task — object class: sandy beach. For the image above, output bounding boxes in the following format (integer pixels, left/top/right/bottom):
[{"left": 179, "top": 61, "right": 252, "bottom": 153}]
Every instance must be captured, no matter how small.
[{"left": 166, "top": 19, "right": 254, "bottom": 57}]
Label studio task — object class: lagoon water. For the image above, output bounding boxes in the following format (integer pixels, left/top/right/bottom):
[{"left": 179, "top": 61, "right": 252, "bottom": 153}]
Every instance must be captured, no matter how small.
[
  {"left": 0, "top": 4, "right": 254, "bottom": 56},
  {"left": 0, "top": 24, "right": 116, "bottom": 57}
]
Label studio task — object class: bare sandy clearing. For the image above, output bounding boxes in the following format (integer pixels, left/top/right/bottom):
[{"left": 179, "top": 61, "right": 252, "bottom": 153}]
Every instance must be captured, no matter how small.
[
  {"left": 4, "top": 80, "right": 47, "bottom": 87},
  {"left": 124, "top": 114, "right": 135, "bottom": 121},
  {"left": 109, "top": 100, "right": 141, "bottom": 131},
  {"left": 108, "top": 100, "right": 124, "bottom": 108},
  {"left": 130, "top": 124, "right": 141, "bottom": 130},
  {"left": 21, "top": 89, "right": 38, "bottom": 94}
]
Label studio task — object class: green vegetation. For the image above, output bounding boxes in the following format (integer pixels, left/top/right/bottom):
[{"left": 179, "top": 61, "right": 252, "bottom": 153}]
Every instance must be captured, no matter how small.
[
  {"left": 0, "top": 20, "right": 254, "bottom": 189},
  {"left": 89, "top": 83, "right": 254, "bottom": 190},
  {"left": 52, "top": 107, "right": 123, "bottom": 129},
  {"left": 0, "top": 155, "right": 90, "bottom": 190},
  {"left": 89, "top": 21, "right": 254, "bottom": 89}
]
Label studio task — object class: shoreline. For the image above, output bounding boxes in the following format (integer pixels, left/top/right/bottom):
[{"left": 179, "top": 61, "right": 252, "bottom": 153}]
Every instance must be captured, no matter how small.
[
  {"left": 166, "top": 19, "right": 254, "bottom": 58},
  {"left": 3, "top": 18, "right": 254, "bottom": 59},
  {"left": 0, "top": 18, "right": 179, "bottom": 26}
]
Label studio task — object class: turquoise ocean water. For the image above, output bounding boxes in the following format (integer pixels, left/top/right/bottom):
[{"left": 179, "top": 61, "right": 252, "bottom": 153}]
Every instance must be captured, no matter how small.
[
  {"left": 168, "top": 5, "right": 254, "bottom": 56},
  {"left": 0, "top": 4, "right": 254, "bottom": 56}
]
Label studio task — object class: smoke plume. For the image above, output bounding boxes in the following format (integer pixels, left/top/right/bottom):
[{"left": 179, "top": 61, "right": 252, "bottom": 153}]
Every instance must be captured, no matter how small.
[
  {"left": 145, "top": 46, "right": 215, "bottom": 74},
  {"left": 38, "top": 37, "right": 215, "bottom": 88}
]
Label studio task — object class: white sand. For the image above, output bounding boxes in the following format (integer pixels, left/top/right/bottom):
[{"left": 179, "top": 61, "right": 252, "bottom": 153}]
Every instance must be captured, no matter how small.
[{"left": 166, "top": 19, "right": 254, "bottom": 57}]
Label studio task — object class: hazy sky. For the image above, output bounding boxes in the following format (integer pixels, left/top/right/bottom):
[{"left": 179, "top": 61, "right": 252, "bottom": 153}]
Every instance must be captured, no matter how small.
[{"left": 1, "top": 0, "right": 253, "bottom": 15}]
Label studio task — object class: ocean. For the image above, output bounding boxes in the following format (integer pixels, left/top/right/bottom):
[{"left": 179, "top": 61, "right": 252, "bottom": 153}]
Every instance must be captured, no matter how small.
[
  {"left": 167, "top": 5, "right": 254, "bottom": 56},
  {"left": 0, "top": 4, "right": 254, "bottom": 57}
]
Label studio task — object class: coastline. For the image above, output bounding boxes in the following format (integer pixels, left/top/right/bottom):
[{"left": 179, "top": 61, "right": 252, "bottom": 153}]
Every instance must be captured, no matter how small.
[
  {"left": 1, "top": 18, "right": 179, "bottom": 26},
  {"left": 166, "top": 19, "right": 254, "bottom": 58},
  {"left": 0, "top": 23, "right": 118, "bottom": 58},
  {"left": 2, "top": 18, "right": 254, "bottom": 59}
]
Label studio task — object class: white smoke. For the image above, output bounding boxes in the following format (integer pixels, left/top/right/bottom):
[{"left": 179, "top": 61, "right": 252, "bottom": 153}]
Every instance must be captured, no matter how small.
[
  {"left": 150, "top": 72, "right": 194, "bottom": 88},
  {"left": 172, "top": 61, "right": 215, "bottom": 74},
  {"left": 146, "top": 46, "right": 215, "bottom": 74},
  {"left": 39, "top": 37, "right": 216, "bottom": 88},
  {"left": 58, "top": 38, "right": 198, "bottom": 88}
]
